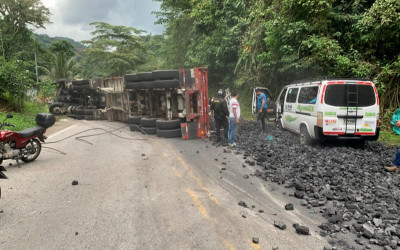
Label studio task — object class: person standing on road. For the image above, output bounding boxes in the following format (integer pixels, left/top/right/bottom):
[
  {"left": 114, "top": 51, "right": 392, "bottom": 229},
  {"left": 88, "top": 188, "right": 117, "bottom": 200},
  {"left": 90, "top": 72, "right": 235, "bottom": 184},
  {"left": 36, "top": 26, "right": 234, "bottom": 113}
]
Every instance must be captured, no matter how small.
[
  {"left": 385, "top": 108, "right": 400, "bottom": 172},
  {"left": 210, "top": 89, "right": 229, "bottom": 143},
  {"left": 391, "top": 108, "right": 400, "bottom": 135},
  {"left": 256, "top": 89, "right": 268, "bottom": 131},
  {"left": 228, "top": 90, "right": 240, "bottom": 147}
]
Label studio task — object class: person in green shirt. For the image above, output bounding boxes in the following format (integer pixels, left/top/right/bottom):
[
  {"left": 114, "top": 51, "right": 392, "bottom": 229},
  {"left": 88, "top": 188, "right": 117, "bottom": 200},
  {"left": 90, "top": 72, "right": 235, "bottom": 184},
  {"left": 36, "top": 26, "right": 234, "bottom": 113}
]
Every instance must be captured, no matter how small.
[
  {"left": 385, "top": 108, "right": 400, "bottom": 172},
  {"left": 391, "top": 108, "right": 400, "bottom": 135}
]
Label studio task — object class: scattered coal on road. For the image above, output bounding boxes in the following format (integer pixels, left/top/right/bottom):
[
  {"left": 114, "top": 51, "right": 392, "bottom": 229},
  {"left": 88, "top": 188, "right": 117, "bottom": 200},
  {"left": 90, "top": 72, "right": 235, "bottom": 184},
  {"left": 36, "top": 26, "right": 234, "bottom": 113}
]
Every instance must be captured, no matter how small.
[{"left": 211, "top": 121, "right": 400, "bottom": 249}]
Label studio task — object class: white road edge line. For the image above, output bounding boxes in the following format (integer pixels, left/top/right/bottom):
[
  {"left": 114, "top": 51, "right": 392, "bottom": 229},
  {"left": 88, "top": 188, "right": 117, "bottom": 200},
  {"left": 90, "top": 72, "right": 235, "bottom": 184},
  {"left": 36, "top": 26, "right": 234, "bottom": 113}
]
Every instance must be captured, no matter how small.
[{"left": 47, "top": 124, "right": 79, "bottom": 139}]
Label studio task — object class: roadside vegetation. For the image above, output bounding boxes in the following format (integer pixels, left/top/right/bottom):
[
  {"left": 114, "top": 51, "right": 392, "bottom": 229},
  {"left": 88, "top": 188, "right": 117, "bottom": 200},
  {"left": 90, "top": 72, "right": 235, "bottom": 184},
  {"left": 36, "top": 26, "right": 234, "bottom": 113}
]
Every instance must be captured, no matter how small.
[{"left": 0, "top": 0, "right": 399, "bottom": 143}]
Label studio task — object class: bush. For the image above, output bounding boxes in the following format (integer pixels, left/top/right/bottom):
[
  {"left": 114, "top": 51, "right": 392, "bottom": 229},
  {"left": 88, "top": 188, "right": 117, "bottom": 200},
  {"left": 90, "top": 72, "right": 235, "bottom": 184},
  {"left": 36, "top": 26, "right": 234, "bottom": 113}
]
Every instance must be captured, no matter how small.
[{"left": 0, "top": 58, "right": 34, "bottom": 111}]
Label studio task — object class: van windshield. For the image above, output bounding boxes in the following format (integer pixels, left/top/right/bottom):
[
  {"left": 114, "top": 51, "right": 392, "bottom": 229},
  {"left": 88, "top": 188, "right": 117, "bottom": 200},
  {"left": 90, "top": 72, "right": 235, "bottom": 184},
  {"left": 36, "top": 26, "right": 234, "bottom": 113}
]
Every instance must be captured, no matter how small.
[{"left": 325, "top": 84, "right": 376, "bottom": 107}]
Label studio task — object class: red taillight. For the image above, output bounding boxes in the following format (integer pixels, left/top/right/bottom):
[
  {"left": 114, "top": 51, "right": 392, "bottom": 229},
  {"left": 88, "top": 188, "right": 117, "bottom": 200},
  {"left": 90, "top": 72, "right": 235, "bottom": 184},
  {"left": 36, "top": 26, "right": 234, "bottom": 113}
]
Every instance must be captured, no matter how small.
[
  {"left": 317, "top": 112, "right": 323, "bottom": 127},
  {"left": 320, "top": 85, "right": 327, "bottom": 104}
]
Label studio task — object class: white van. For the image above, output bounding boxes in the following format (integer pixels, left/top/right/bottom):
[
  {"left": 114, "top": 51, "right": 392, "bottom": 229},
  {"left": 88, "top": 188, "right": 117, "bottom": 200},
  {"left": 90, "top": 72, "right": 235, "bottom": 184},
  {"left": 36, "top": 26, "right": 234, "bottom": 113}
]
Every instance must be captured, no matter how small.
[{"left": 275, "top": 79, "right": 380, "bottom": 144}]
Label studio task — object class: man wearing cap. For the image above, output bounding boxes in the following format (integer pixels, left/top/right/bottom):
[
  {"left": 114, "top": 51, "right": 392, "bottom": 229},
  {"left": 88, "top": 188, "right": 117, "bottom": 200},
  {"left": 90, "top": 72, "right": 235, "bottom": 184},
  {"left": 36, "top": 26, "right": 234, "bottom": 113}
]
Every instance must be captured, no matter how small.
[
  {"left": 210, "top": 89, "right": 229, "bottom": 143},
  {"left": 256, "top": 89, "right": 268, "bottom": 131}
]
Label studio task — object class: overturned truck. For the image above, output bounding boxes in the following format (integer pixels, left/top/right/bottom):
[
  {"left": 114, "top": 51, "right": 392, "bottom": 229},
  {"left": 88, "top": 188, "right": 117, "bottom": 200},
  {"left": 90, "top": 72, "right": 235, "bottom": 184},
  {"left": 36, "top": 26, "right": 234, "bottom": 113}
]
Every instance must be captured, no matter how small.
[{"left": 50, "top": 68, "right": 210, "bottom": 139}]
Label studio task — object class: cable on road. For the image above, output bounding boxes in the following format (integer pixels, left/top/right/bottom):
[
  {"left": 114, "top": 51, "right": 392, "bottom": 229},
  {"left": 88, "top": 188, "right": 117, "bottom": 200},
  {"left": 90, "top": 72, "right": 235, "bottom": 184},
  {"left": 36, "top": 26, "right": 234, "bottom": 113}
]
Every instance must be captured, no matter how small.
[{"left": 42, "top": 124, "right": 150, "bottom": 154}]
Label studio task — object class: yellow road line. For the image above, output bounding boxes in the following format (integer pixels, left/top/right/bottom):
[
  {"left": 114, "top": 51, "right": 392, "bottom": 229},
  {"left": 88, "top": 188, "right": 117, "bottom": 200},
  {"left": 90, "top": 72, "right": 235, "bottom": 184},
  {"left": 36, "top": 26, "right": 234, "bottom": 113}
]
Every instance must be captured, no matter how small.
[
  {"left": 173, "top": 166, "right": 183, "bottom": 178},
  {"left": 248, "top": 239, "right": 261, "bottom": 250},
  {"left": 223, "top": 239, "right": 236, "bottom": 250},
  {"left": 186, "top": 188, "right": 209, "bottom": 219},
  {"left": 177, "top": 157, "right": 220, "bottom": 205}
]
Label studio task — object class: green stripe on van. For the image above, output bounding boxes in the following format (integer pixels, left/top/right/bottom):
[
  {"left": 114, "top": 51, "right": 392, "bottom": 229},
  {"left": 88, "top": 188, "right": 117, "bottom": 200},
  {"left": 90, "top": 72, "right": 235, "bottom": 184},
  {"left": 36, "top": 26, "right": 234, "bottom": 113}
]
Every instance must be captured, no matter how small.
[
  {"left": 325, "top": 111, "right": 336, "bottom": 116},
  {"left": 297, "top": 105, "right": 314, "bottom": 112},
  {"left": 339, "top": 107, "right": 363, "bottom": 110},
  {"left": 365, "top": 112, "right": 376, "bottom": 117},
  {"left": 360, "top": 128, "right": 373, "bottom": 132}
]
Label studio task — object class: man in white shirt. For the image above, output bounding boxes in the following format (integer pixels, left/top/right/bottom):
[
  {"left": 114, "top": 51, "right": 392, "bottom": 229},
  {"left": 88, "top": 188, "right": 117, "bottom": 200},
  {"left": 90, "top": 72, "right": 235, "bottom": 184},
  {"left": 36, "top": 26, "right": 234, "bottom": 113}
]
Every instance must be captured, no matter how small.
[{"left": 228, "top": 90, "right": 240, "bottom": 147}]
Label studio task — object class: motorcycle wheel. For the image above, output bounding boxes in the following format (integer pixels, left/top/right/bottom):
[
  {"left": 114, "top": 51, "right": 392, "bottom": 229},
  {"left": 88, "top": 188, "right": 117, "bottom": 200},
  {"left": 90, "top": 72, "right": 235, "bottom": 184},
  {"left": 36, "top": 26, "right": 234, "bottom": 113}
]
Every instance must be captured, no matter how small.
[{"left": 21, "top": 139, "right": 42, "bottom": 163}]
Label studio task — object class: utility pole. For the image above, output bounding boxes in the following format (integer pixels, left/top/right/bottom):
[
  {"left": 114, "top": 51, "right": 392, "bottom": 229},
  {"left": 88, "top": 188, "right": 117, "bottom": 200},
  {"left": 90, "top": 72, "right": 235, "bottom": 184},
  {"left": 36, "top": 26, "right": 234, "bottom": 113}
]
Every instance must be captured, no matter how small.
[{"left": 35, "top": 52, "right": 39, "bottom": 83}]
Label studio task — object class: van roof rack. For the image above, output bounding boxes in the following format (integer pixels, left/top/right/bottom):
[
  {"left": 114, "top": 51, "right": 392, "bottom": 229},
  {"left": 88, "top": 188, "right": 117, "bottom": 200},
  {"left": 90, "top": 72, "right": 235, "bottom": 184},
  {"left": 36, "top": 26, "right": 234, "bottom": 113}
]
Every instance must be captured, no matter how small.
[{"left": 287, "top": 77, "right": 372, "bottom": 86}]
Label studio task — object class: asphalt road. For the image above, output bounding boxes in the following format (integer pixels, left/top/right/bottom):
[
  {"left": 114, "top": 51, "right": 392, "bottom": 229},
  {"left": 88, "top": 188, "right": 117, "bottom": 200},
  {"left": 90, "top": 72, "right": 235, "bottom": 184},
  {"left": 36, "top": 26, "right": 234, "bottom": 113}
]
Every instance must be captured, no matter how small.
[{"left": 0, "top": 120, "right": 328, "bottom": 250}]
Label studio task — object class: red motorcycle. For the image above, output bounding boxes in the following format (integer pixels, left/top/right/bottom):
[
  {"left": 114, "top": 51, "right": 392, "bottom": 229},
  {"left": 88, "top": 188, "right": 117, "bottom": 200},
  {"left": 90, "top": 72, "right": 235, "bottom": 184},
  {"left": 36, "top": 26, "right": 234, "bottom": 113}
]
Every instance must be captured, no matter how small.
[{"left": 0, "top": 113, "right": 55, "bottom": 166}]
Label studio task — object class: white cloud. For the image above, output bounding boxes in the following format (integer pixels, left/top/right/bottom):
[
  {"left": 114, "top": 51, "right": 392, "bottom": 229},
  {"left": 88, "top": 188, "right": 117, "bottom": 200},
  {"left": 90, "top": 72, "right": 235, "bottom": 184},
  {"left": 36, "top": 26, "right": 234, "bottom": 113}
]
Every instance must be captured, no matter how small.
[{"left": 34, "top": 0, "right": 164, "bottom": 42}]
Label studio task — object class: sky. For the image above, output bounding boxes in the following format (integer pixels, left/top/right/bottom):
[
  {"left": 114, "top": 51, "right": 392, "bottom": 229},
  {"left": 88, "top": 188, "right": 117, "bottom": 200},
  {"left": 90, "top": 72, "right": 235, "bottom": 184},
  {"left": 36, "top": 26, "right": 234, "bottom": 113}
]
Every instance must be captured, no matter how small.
[{"left": 35, "top": 0, "right": 165, "bottom": 42}]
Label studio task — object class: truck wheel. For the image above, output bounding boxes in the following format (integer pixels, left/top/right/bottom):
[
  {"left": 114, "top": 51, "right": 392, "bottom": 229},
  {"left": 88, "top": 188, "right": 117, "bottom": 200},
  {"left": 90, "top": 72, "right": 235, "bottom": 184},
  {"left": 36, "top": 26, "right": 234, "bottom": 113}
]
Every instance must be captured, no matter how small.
[
  {"left": 84, "top": 115, "right": 94, "bottom": 120},
  {"left": 75, "top": 108, "right": 84, "bottom": 115},
  {"left": 300, "top": 126, "right": 311, "bottom": 145},
  {"left": 84, "top": 109, "right": 94, "bottom": 115},
  {"left": 72, "top": 80, "right": 89, "bottom": 85},
  {"left": 125, "top": 81, "right": 150, "bottom": 90},
  {"left": 137, "top": 72, "right": 154, "bottom": 81},
  {"left": 156, "top": 119, "right": 181, "bottom": 130},
  {"left": 126, "top": 116, "right": 142, "bottom": 125},
  {"left": 141, "top": 117, "right": 158, "bottom": 127},
  {"left": 124, "top": 74, "right": 139, "bottom": 82},
  {"left": 152, "top": 70, "right": 179, "bottom": 80},
  {"left": 148, "top": 80, "right": 180, "bottom": 89},
  {"left": 49, "top": 103, "right": 64, "bottom": 115},
  {"left": 157, "top": 128, "right": 182, "bottom": 138},
  {"left": 141, "top": 126, "right": 157, "bottom": 135}
]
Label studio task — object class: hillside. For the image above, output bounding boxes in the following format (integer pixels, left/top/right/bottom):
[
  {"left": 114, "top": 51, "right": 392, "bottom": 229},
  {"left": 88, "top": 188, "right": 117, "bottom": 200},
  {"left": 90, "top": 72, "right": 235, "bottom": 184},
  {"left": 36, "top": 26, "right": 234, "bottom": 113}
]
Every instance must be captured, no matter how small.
[{"left": 32, "top": 33, "right": 86, "bottom": 51}]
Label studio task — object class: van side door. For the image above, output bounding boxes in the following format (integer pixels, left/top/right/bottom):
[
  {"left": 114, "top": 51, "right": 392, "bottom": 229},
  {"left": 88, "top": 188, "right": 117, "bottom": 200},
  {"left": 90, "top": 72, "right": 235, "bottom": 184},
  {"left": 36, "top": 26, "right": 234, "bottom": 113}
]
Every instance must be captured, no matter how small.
[{"left": 282, "top": 87, "right": 299, "bottom": 131}]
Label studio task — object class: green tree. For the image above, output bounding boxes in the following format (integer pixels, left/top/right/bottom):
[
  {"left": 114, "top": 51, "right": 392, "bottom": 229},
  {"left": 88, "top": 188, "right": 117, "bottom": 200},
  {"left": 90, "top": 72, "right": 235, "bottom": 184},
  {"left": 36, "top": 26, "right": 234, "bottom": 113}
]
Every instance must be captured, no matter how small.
[
  {"left": 40, "top": 53, "right": 76, "bottom": 81},
  {"left": 81, "top": 22, "right": 146, "bottom": 77},
  {"left": 0, "top": 57, "right": 34, "bottom": 110},
  {"left": 0, "top": 0, "right": 50, "bottom": 58},
  {"left": 49, "top": 40, "right": 75, "bottom": 57}
]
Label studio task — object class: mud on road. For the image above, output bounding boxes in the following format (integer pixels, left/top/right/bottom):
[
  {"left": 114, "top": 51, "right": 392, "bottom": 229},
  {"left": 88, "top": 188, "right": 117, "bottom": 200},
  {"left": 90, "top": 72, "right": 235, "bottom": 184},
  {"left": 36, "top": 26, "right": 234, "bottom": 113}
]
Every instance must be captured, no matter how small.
[{"left": 210, "top": 121, "right": 400, "bottom": 250}]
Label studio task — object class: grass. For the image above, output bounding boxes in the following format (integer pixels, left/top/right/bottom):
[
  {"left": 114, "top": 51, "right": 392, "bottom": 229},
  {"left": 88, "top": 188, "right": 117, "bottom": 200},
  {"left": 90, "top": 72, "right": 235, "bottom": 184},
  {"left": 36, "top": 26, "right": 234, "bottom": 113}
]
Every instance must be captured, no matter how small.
[
  {"left": 0, "top": 102, "right": 49, "bottom": 131},
  {"left": 378, "top": 130, "right": 400, "bottom": 146}
]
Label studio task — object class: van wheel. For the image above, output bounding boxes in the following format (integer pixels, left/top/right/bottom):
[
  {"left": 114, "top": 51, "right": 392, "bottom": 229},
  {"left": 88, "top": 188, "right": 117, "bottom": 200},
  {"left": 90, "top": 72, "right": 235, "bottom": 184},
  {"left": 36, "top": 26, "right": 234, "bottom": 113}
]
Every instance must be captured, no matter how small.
[
  {"left": 275, "top": 119, "right": 283, "bottom": 130},
  {"left": 300, "top": 126, "right": 311, "bottom": 145}
]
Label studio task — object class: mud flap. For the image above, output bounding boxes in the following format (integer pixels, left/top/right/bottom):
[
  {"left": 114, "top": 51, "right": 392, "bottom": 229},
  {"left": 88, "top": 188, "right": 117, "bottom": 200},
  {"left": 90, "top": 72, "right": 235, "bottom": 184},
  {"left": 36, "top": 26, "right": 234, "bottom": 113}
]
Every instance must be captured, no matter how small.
[
  {"left": 181, "top": 122, "right": 197, "bottom": 140},
  {"left": 38, "top": 135, "right": 47, "bottom": 143}
]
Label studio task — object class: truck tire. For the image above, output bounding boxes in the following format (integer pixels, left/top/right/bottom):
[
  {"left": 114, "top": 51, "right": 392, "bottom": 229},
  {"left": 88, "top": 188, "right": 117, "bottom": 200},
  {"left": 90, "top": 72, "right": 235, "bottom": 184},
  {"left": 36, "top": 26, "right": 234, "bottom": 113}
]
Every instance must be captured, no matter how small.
[
  {"left": 84, "top": 109, "right": 94, "bottom": 115},
  {"left": 126, "top": 116, "right": 142, "bottom": 125},
  {"left": 152, "top": 70, "right": 179, "bottom": 80},
  {"left": 137, "top": 72, "right": 153, "bottom": 81},
  {"left": 141, "top": 126, "right": 157, "bottom": 135},
  {"left": 125, "top": 81, "right": 150, "bottom": 89},
  {"left": 72, "top": 80, "right": 90, "bottom": 85},
  {"left": 140, "top": 117, "right": 158, "bottom": 127},
  {"left": 157, "top": 128, "right": 182, "bottom": 138},
  {"left": 124, "top": 74, "right": 139, "bottom": 82},
  {"left": 49, "top": 103, "right": 64, "bottom": 115},
  {"left": 156, "top": 119, "right": 181, "bottom": 130},
  {"left": 129, "top": 124, "right": 142, "bottom": 132},
  {"left": 148, "top": 80, "right": 180, "bottom": 89},
  {"left": 75, "top": 108, "right": 84, "bottom": 115},
  {"left": 84, "top": 115, "right": 94, "bottom": 120}
]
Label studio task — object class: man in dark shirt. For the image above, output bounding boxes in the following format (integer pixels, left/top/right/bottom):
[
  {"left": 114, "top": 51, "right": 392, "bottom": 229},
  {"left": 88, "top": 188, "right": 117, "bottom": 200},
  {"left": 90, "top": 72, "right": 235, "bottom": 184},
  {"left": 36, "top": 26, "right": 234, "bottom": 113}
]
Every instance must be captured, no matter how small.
[{"left": 210, "top": 89, "right": 229, "bottom": 143}]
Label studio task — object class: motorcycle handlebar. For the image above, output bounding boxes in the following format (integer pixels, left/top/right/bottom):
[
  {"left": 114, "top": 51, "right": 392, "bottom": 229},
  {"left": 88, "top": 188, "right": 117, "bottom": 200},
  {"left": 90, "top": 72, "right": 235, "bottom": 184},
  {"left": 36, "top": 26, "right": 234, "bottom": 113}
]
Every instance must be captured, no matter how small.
[{"left": 3, "top": 123, "right": 16, "bottom": 128}]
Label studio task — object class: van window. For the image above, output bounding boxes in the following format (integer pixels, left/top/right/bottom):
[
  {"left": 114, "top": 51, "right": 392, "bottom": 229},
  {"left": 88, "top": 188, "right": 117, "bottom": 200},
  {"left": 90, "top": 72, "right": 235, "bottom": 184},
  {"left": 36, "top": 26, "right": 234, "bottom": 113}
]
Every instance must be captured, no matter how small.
[
  {"left": 286, "top": 88, "right": 298, "bottom": 103},
  {"left": 298, "top": 86, "right": 319, "bottom": 104},
  {"left": 325, "top": 84, "right": 376, "bottom": 107}
]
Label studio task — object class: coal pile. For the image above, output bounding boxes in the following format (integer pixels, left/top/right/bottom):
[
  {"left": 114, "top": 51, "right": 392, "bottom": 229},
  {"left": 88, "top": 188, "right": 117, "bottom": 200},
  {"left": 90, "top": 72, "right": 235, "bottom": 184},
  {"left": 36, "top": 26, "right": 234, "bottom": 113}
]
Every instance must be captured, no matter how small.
[{"left": 211, "top": 121, "right": 400, "bottom": 249}]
